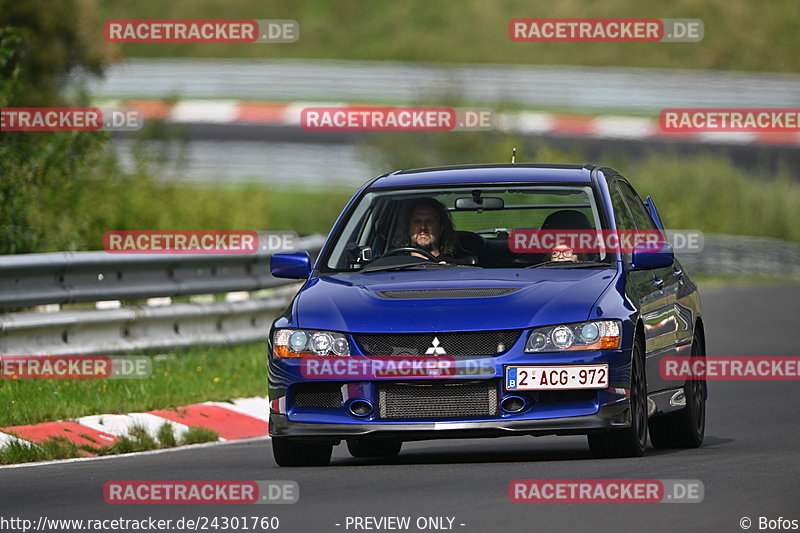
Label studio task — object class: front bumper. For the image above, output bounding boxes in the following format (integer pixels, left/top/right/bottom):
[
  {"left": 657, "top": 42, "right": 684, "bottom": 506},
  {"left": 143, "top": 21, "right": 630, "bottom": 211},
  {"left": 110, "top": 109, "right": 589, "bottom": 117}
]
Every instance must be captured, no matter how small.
[{"left": 269, "top": 404, "right": 630, "bottom": 442}]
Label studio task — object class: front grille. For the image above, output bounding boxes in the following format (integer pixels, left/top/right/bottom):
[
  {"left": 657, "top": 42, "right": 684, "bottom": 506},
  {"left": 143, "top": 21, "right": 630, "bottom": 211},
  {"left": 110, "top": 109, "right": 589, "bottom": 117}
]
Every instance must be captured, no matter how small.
[
  {"left": 293, "top": 383, "right": 343, "bottom": 408},
  {"left": 378, "top": 380, "right": 498, "bottom": 419},
  {"left": 354, "top": 330, "right": 522, "bottom": 356},
  {"left": 376, "top": 288, "right": 519, "bottom": 299}
]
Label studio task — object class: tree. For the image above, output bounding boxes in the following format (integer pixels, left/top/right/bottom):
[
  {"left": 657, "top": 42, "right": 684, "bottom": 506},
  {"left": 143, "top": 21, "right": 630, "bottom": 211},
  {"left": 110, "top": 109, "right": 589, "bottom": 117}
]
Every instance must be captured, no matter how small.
[{"left": 0, "top": 0, "right": 116, "bottom": 253}]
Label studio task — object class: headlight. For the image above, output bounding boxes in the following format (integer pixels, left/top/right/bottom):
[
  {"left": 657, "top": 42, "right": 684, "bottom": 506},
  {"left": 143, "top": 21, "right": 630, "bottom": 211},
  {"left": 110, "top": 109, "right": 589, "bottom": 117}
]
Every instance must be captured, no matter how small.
[
  {"left": 525, "top": 320, "right": 621, "bottom": 352},
  {"left": 273, "top": 329, "right": 350, "bottom": 357}
]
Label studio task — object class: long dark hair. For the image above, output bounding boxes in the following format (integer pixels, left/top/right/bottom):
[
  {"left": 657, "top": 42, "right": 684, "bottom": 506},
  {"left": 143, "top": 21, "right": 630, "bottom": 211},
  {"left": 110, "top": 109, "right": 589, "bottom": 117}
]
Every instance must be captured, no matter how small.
[{"left": 391, "top": 197, "right": 457, "bottom": 256}]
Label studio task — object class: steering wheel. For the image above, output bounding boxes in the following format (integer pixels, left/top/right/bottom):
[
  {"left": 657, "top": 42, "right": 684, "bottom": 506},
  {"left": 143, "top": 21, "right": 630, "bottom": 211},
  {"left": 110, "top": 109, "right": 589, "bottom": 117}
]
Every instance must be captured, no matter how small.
[{"left": 381, "top": 247, "right": 439, "bottom": 262}]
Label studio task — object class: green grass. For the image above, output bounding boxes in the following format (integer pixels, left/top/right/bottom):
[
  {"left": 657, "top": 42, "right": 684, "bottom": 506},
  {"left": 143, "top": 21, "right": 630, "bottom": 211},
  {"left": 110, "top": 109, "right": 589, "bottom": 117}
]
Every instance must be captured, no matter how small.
[
  {"left": 0, "top": 344, "right": 267, "bottom": 427},
  {"left": 0, "top": 423, "right": 219, "bottom": 465},
  {"left": 97, "top": 0, "right": 800, "bottom": 72},
  {"left": 179, "top": 427, "right": 220, "bottom": 445},
  {"left": 16, "top": 169, "right": 353, "bottom": 253},
  {"left": 615, "top": 154, "right": 800, "bottom": 244},
  {"left": 693, "top": 273, "right": 800, "bottom": 289}
]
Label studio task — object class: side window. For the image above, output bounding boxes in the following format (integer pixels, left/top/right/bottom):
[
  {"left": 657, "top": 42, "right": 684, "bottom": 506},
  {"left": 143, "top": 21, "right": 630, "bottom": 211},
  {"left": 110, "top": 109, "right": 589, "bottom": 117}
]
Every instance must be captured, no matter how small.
[
  {"left": 608, "top": 180, "right": 637, "bottom": 262},
  {"left": 608, "top": 182, "right": 635, "bottom": 231},
  {"left": 618, "top": 182, "right": 658, "bottom": 231}
]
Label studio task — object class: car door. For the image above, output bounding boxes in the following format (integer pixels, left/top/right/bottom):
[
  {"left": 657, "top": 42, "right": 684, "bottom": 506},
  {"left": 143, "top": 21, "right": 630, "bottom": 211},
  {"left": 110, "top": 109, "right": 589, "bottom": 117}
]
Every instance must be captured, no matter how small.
[{"left": 609, "top": 178, "right": 678, "bottom": 393}]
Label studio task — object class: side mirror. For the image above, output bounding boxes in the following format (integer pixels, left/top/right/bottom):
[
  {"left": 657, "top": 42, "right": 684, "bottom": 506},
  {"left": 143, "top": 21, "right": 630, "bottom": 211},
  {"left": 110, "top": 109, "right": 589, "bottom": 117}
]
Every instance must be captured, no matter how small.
[
  {"left": 270, "top": 251, "right": 311, "bottom": 279},
  {"left": 631, "top": 241, "right": 674, "bottom": 270}
]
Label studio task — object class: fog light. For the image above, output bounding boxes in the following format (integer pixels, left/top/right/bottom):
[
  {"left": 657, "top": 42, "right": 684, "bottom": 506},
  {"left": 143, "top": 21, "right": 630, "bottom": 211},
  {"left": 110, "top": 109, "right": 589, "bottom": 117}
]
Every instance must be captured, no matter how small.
[
  {"left": 526, "top": 332, "right": 547, "bottom": 351},
  {"left": 332, "top": 338, "right": 350, "bottom": 356}
]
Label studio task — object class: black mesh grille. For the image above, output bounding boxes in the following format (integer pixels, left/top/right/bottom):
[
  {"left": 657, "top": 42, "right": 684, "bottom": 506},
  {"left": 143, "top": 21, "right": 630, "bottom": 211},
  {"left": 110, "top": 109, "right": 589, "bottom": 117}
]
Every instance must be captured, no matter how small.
[
  {"left": 293, "top": 383, "right": 343, "bottom": 408},
  {"left": 376, "top": 288, "right": 519, "bottom": 299},
  {"left": 378, "top": 380, "right": 498, "bottom": 419},
  {"left": 354, "top": 330, "right": 522, "bottom": 356}
]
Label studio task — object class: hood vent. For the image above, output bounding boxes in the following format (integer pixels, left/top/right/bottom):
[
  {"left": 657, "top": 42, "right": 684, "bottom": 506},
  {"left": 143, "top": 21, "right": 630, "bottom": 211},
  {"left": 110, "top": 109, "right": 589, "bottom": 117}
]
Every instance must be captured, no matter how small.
[{"left": 376, "top": 287, "right": 519, "bottom": 299}]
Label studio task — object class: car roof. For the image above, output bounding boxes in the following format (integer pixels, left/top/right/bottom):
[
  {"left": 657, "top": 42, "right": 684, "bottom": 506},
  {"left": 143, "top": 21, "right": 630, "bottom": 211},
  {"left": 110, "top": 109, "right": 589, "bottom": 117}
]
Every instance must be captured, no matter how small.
[{"left": 369, "top": 163, "right": 596, "bottom": 189}]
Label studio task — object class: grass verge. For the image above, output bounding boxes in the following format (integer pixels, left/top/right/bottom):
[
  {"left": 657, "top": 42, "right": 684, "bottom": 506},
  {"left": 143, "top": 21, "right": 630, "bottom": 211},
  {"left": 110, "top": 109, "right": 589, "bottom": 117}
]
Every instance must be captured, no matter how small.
[
  {"left": 0, "top": 423, "right": 219, "bottom": 465},
  {"left": 693, "top": 273, "right": 800, "bottom": 289},
  {"left": 0, "top": 343, "right": 267, "bottom": 427}
]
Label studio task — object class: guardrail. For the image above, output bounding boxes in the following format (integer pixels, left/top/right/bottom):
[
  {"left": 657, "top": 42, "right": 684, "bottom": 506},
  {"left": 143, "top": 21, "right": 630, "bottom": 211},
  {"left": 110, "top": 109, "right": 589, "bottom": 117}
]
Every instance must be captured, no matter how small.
[
  {"left": 0, "top": 234, "right": 325, "bottom": 309},
  {"left": 676, "top": 234, "right": 800, "bottom": 276},
  {"left": 0, "top": 235, "right": 325, "bottom": 356},
  {"left": 0, "top": 233, "right": 797, "bottom": 356}
]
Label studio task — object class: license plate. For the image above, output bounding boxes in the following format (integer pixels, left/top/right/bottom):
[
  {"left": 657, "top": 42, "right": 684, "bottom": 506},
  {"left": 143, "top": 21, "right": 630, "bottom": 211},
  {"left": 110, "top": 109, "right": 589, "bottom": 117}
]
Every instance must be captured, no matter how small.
[{"left": 505, "top": 364, "right": 609, "bottom": 390}]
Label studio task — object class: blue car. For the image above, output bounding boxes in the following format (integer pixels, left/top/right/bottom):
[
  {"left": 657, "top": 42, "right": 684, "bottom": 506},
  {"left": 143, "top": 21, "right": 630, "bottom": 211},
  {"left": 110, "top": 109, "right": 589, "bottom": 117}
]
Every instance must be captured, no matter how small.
[{"left": 268, "top": 163, "right": 706, "bottom": 466}]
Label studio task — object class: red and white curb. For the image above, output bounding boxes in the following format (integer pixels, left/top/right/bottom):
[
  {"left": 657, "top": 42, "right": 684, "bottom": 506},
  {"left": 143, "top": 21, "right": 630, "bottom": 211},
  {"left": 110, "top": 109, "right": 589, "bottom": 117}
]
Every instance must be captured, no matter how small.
[
  {"left": 101, "top": 98, "right": 800, "bottom": 146},
  {"left": 0, "top": 397, "right": 270, "bottom": 453}
]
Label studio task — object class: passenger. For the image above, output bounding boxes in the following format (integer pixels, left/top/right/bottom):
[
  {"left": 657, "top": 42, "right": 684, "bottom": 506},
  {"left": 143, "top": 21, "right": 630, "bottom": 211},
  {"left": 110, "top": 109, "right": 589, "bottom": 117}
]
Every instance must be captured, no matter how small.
[{"left": 550, "top": 244, "right": 578, "bottom": 262}]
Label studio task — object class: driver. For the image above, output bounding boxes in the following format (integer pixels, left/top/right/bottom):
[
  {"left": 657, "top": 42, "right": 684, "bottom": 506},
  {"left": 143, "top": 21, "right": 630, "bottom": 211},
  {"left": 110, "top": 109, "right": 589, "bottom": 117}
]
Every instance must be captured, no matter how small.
[{"left": 392, "top": 197, "right": 458, "bottom": 261}]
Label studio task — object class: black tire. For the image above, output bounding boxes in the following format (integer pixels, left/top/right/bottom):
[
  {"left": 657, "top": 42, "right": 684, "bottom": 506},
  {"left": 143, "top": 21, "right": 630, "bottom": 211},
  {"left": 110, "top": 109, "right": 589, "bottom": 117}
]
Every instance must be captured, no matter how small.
[
  {"left": 347, "top": 438, "right": 402, "bottom": 458},
  {"left": 649, "top": 334, "right": 706, "bottom": 449},
  {"left": 588, "top": 337, "right": 648, "bottom": 458},
  {"left": 271, "top": 438, "right": 333, "bottom": 467}
]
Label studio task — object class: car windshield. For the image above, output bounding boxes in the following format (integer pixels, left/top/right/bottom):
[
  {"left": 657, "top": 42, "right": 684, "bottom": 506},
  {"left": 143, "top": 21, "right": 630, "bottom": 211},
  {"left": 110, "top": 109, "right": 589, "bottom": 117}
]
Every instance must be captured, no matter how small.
[{"left": 323, "top": 185, "right": 613, "bottom": 271}]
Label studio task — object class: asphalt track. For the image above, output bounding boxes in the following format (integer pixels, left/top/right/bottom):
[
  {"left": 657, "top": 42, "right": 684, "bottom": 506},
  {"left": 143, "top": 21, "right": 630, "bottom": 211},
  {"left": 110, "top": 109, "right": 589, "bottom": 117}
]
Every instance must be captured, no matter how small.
[{"left": 1, "top": 285, "right": 799, "bottom": 533}]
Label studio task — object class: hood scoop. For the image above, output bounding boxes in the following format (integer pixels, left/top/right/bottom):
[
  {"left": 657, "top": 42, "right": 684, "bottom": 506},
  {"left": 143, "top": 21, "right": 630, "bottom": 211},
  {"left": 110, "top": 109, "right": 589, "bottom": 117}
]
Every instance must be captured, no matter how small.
[{"left": 376, "top": 287, "right": 519, "bottom": 299}]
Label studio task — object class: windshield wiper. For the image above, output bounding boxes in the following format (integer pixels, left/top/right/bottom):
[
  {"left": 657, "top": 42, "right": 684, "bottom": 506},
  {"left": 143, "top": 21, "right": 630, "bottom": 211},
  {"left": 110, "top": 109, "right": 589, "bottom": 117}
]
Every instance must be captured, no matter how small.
[{"left": 525, "top": 260, "right": 612, "bottom": 269}]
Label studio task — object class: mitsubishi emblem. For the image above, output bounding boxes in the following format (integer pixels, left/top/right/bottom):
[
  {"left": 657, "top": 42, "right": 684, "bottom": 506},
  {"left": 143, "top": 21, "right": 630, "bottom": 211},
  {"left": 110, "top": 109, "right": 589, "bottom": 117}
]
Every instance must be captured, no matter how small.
[{"left": 425, "top": 336, "right": 447, "bottom": 355}]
